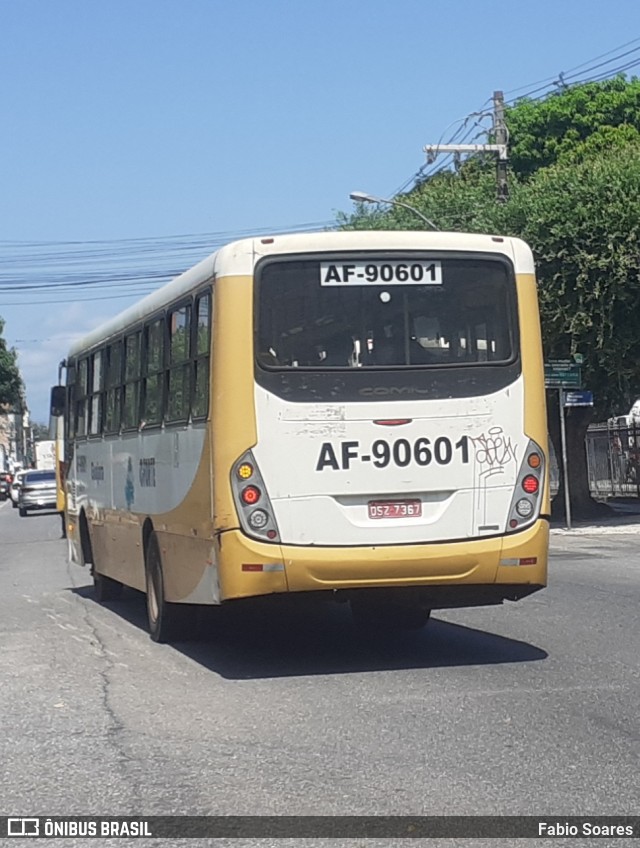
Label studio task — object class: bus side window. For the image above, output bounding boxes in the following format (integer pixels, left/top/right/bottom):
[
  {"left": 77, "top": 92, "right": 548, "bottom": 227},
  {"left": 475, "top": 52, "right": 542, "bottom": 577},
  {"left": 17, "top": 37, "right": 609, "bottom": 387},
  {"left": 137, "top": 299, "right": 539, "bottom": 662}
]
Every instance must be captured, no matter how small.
[
  {"left": 105, "top": 341, "right": 123, "bottom": 433},
  {"left": 167, "top": 303, "right": 192, "bottom": 422},
  {"left": 192, "top": 293, "right": 211, "bottom": 419},
  {"left": 66, "top": 363, "right": 76, "bottom": 440},
  {"left": 122, "top": 331, "right": 141, "bottom": 429},
  {"left": 75, "top": 357, "right": 89, "bottom": 438},
  {"left": 142, "top": 318, "right": 165, "bottom": 427},
  {"left": 89, "top": 350, "right": 104, "bottom": 436}
]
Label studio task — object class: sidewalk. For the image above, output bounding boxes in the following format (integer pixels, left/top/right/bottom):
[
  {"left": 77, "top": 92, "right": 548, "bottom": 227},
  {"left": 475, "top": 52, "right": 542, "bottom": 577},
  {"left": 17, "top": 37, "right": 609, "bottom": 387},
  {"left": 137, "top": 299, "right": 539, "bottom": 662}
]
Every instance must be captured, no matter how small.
[{"left": 550, "top": 498, "right": 640, "bottom": 534}]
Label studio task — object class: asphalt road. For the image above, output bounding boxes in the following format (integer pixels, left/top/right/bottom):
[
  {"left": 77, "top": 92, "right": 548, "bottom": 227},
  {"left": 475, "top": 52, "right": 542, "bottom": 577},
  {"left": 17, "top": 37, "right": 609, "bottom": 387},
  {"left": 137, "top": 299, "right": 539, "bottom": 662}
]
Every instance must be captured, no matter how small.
[{"left": 1, "top": 500, "right": 639, "bottom": 846}]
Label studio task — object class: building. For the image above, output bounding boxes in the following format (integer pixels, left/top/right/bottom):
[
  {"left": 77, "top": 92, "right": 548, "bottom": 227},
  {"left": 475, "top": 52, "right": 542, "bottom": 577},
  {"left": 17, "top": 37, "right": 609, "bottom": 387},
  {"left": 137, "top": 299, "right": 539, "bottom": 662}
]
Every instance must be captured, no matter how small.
[{"left": 0, "top": 402, "right": 31, "bottom": 471}]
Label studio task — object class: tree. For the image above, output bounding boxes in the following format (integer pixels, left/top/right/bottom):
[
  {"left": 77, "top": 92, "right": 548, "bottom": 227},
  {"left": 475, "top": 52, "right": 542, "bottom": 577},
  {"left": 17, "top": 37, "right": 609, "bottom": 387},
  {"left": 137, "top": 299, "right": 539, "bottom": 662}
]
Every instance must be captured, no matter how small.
[
  {"left": 511, "top": 146, "right": 640, "bottom": 419},
  {"left": 510, "top": 147, "right": 640, "bottom": 515},
  {"left": 339, "top": 77, "right": 640, "bottom": 517},
  {"left": 506, "top": 76, "right": 640, "bottom": 178},
  {"left": 0, "top": 317, "right": 22, "bottom": 409}
]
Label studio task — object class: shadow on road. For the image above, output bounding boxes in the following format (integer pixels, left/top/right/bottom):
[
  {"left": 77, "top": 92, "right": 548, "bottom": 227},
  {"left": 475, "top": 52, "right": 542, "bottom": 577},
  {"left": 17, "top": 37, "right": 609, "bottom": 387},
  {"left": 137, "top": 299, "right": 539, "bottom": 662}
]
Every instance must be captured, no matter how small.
[{"left": 71, "top": 586, "right": 548, "bottom": 680}]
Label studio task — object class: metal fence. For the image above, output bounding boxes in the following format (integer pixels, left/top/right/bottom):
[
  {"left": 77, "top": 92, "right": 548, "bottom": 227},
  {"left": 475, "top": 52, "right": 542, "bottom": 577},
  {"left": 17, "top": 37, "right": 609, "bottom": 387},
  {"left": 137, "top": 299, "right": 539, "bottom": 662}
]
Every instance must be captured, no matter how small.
[
  {"left": 551, "top": 421, "right": 640, "bottom": 500},
  {"left": 586, "top": 422, "right": 640, "bottom": 499}
]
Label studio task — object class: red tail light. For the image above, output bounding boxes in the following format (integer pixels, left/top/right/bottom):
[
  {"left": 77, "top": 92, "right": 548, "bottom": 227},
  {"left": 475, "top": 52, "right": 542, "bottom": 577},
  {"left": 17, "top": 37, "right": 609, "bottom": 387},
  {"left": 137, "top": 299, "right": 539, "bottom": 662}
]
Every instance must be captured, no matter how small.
[{"left": 241, "top": 485, "right": 261, "bottom": 505}]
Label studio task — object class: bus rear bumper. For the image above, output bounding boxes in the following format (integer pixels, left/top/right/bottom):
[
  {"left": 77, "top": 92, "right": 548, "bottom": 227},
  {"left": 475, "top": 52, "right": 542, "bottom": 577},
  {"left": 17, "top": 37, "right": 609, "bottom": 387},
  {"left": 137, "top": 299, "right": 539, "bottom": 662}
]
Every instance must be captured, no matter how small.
[{"left": 218, "top": 520, "right": 548, "bottom": 607}]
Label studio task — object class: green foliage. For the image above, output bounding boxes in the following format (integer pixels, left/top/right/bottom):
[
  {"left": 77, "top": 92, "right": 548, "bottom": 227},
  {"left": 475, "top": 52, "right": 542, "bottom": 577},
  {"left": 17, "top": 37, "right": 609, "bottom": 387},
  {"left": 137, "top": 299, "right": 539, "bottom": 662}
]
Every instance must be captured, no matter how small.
[
  {"left": 506, "top": 76, "right": 640, "bottom": 178},
  {"left": 510, "top": 146, "right": 640, "bottom": 416},
  {"left": 339, "top": 168, "right": 506, "bottom": 235},
  {"left": 558, "top": 124, "right": 640, "bottom": 165},
  {"left": 0, "top": 317, "right": 22, "bottom": 409}
]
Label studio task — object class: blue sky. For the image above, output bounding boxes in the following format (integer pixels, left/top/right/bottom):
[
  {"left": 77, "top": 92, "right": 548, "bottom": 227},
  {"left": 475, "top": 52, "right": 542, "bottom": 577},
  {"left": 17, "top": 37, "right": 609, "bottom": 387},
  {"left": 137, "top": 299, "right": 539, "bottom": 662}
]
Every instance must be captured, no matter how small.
[{"left": 2, "top": 0, "right": 640, "bottom": 421}]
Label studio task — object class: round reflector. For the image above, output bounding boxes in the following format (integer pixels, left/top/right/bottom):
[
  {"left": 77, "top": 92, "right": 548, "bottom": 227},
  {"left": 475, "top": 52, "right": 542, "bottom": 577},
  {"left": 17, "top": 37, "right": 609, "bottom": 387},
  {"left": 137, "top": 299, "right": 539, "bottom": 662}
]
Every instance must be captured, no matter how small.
[{"left": 522, "top": 475, "right": 539, "bottom": 494}]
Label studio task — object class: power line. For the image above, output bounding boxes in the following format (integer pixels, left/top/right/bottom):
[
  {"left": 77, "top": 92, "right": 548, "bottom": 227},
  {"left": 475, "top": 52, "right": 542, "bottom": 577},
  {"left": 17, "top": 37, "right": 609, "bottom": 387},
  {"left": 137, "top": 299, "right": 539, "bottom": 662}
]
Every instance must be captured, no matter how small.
[
  {"left": 0, "top": 219, "right": 337, "bottom": 305},
  {"left": 504, "top": 46, "right": 640, "bottom": 106},
  {"left": 503, "top": 36, "right": 640, "bottom": 98},
  {"left": 0, "top": 219, "right": 335, "bottom": 248},
  {"left": 3, "top": 290, "right": 157, "bottom": 307},
  {"left": 383, "top": 35, "right": 640, "bottom": 199}
]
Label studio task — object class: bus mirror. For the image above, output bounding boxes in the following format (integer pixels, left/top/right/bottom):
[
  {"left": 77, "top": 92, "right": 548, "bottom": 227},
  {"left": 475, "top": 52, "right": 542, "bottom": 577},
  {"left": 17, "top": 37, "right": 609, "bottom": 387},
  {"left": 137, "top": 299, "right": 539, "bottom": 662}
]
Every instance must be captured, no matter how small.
[{"left": 50, "top": 385, "right": 66, "bottom": 417}]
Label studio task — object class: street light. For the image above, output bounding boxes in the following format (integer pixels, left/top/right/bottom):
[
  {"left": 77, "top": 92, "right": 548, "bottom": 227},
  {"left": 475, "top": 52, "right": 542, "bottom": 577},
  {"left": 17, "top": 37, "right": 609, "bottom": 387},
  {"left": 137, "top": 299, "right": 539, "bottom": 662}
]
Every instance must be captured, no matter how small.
[{"left": 349, "top": 191, "right": 438, "bottom": 230}]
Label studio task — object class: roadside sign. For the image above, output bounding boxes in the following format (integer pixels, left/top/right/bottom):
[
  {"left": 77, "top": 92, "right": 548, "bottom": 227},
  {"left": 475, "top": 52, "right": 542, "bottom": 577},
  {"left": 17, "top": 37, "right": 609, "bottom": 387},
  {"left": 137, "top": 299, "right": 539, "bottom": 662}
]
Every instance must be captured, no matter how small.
[
  {"left": 547, "top": 359, "right": 585, "bottom": 531},
  {"left": 544, "top": 360, "right": 582, "bottom": 388},
  {"left": 563, "top": 390, "right": 594, "bottom": 407}
]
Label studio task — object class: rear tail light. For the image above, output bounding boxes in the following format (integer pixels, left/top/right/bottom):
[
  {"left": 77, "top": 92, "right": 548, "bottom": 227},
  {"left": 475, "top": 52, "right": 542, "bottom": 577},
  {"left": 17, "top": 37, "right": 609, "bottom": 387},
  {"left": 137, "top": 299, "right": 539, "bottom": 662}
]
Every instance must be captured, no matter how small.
[
  {"left": 506, "top": 438, "right": 545, "bottom": 532},
  {"left": 527, "top": 452, "right": 542, "bottom": 469},
  {"left": 237, "top": 462, "right": 254, "bottom": 480},
  {"left": 231, "top": 451, "right": 280, "bottom": 543},
  {"left": 248, "top": 509, "right": 269, "bottom": 530},
  {"left": 241, "top": 485, "right": 261, "bottom": 505},
  {"left": 515, "top": 498, "right": 534, "bottom": 518}
]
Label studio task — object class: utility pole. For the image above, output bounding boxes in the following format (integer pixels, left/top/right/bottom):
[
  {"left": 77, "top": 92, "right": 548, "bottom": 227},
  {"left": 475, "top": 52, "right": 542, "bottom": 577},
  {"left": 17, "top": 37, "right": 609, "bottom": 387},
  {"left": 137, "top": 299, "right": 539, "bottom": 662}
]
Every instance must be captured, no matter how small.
[
  {"left": 423, "top": 90, "right": 509, "bottom": 202},
  {"left": 493, "top": 90, "right": 508, "bottom": 202}
]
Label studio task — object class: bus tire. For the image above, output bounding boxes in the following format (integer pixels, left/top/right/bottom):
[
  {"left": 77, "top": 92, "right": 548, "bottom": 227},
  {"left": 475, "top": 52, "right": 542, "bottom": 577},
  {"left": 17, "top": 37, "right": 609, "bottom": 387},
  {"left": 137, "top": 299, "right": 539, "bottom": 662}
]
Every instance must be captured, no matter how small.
[
  {"left": 350, "top": 595, "right": 431, "bottom": 631},
  {"left": 80, "top": 515, "right": 124, "bottom": 602},
  {"left": 145, "top": 531, "right": 191, "bottom": 643}
]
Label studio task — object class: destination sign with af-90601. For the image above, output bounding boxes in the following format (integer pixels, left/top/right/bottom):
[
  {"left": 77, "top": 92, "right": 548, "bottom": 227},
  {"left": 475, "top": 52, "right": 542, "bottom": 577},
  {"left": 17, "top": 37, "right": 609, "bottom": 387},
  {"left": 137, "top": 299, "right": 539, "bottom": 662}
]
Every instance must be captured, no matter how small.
[
  {"left": 320, "top": 260, "right": 443, "bottom": 286},
  {"left": 544, "top": 360, "right": 582, "bottom": 388}
]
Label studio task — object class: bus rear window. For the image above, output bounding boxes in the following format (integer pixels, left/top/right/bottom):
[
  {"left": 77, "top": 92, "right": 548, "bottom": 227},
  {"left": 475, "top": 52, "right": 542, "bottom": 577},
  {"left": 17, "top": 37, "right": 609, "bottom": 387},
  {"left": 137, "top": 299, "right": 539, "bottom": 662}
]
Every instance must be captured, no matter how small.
[{"left": 256, "top": 256, "right": 517, "bottom": 369}]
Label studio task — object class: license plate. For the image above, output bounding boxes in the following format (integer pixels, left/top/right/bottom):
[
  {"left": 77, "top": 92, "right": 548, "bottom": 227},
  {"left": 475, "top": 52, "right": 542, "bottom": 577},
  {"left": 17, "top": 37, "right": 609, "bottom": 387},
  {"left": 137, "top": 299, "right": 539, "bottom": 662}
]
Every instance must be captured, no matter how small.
[{"left": 368, "top": 499, "right": 422, "bottom": 519}]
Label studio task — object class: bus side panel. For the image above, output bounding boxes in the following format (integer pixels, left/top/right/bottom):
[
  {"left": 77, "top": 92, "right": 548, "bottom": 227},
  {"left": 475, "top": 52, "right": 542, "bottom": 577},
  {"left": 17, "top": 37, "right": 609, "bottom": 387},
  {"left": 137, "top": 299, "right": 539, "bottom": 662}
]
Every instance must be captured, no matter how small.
[
  {"left": 90, "top": 512, "right": 146, "bottom": 592},
  {"left": 144, "top": 432, "right": 217, "bottom": 601},
  {"left": 74, "top": 421, "right": 215, "bottom": 600},
  {"left": 155, "top": 532, "right": 220, "bottom": 603},
  {"left": 211, "top": 274, "right": 258, "bottom": 531},
  {"left": 517, "top": 272, "right": 550, "bottom": 516},
  {"left": 95, "top": 431, "right": 217, "bottom": 602}
]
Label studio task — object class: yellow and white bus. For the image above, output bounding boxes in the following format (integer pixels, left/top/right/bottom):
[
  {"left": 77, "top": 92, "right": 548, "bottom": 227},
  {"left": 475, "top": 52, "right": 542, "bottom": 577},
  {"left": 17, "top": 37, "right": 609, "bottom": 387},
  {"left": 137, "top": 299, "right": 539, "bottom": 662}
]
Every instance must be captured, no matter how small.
[{"left": 54, "top": 231, "right": 549, "bottom": 641}]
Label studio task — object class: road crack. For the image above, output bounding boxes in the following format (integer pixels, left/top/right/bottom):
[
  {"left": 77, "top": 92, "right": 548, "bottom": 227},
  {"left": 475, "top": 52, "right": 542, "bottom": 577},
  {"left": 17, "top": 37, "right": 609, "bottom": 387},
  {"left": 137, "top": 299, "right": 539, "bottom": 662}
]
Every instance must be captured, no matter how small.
[{"left": 66, "top": 558, "right": 144, "bottom": 811}]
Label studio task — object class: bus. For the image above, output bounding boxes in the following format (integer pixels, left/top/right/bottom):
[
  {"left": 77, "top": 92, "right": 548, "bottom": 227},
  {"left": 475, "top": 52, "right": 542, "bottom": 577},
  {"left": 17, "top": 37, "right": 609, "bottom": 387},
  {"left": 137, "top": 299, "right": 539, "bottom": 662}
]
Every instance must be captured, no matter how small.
[{"left": 53, "top": 230, "right": 549, "bottom": 642}]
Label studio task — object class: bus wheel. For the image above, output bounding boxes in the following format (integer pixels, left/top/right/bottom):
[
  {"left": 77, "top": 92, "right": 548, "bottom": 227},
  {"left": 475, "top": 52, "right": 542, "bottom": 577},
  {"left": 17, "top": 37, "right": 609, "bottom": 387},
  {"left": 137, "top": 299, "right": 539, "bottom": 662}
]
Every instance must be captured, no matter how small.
[
  {"left": 350, "top": 595, "right": 431, "bottom": 631},
  {"left": 145, "top": 531, "right": 189, "bottom": 643},
  {"left": 80, "top": 515, "right": 123, "bottom": 602}
]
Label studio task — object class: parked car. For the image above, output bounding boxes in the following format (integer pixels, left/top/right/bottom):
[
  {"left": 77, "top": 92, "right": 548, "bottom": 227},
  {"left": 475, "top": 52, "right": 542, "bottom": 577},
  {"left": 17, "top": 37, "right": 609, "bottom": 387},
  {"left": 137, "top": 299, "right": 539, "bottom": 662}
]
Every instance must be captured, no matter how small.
[
  {"left": 18, "top": 469, "right": 57, "bottom": 517},
  {"left": 0, "top": 472, "right": 11, "bottom": 501},
  {"left": 9, "top": 470, "right": 26, "bottom": 508}
]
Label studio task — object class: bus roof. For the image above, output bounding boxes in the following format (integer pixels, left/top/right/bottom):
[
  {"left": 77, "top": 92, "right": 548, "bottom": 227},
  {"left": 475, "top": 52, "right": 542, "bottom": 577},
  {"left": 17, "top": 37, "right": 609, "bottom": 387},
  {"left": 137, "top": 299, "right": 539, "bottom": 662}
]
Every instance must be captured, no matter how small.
[{"left": 66, "top": 230, "right": 534, "bottom": 359}]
